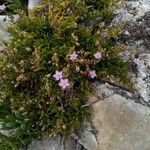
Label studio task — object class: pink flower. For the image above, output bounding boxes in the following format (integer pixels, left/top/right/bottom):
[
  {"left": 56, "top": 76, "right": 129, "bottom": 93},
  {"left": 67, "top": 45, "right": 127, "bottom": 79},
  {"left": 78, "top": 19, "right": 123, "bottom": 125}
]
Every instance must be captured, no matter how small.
[
  {"left": 69, "top": 51, "right": 78, "bottom": 61},
  {"left": 0, "top": 4, "right": 6, "bottom": 11},
  {"left": 53, "top": 70, "right": 63, "bottom": 81},
  {"left": 133, "top": 58, "right": 140, "bottom": 65},
  {"left": 89, "top": 70, "right": 97, "bottom": 78},
  {"left": 59, "top": 79, "right": 70, "bottom": 90},
  {"left": 94, "top": 52, "right": 102, "bottom": 59}
]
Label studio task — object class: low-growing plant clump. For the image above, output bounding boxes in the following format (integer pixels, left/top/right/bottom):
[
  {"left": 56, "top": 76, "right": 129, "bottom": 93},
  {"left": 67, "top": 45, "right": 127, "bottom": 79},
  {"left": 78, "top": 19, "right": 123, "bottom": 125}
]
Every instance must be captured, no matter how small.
[{"left": 0, "top": 0, "right": 129, "bottom": 149}]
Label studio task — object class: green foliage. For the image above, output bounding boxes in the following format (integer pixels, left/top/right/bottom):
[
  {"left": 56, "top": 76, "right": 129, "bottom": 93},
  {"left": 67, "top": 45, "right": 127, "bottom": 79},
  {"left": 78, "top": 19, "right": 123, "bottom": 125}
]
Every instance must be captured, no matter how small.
[
  {"left": 0, "top": 0, "right": 129, "bottom": 149},
  {"left": 7, "top": 0, "right": 22, "bottom": 11},
  {"left": 0, "top": 138, "right": 18, "bottom": 150}
]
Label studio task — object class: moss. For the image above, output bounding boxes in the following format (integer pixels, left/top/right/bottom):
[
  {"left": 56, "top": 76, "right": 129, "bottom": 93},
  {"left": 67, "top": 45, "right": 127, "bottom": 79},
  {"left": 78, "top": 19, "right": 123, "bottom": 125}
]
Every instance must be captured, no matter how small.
[{"left": 0, "top": 0, "right": 129, "bottom": 148}]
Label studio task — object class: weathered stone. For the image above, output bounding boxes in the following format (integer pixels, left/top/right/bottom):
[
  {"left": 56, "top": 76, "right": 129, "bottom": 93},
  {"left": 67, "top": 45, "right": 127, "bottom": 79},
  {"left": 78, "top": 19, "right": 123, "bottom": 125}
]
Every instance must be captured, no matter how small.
[
  {"left": 0, "top": 15, "right": 11, "bottom": 51},
  {"left": 28, "top": 0, "right": 40, "bottom": 10},
  {"left": 113, "top": 0, "right": 150, "bottom": 23},
  {"left": 0, "top": 15, "right": 19, "bottom": 51},
  {"left": 135, "top": 54, "right": 150, "bottom": 103},
  {"left": 91, "top": 92, "right": 150, "bottom": 150},
  {"left": 28, "top": 136, "right": 63, "bottom": 150},
  {"left": 73, "top": 123, "right": 99, "bottom": 150},
  {"left": 27, "top": 124, "right": 98, "bottom": 150},
  {"left": 112, "top": 0, "right": 150, "bottom": 103},
  {"left": 27, "top": 136, "right": 85, "bottom": 150}
]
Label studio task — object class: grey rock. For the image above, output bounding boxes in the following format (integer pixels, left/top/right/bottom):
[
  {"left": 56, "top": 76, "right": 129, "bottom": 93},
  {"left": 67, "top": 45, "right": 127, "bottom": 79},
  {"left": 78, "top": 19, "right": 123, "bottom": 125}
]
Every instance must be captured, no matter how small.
[
  {"left": 28, "top": 0, "right": 40, "bottom": 10},
  {"left": 90, "top": 92, "right": 150, "bottom": 150},
  {"left": 135, "top": 54, "right": 150, "bottom": 103},
  {"left": 27, "top": 136, "right": 85, "bottom": 150},
  {"left": 73, "top": 123, "right": 99, "bottom": 150},
  {"left": 0, "top": 15, "right": 19, "bottom": 51},
  {"left": 28, "top": 136, "right": 63, "bottom": 150},
  {"left": 112, "top": 0, "right": 150, "bottom": 103},
  {"left": 27, "top": 124, "right": 98, "bottom": 150},
  {"left": 0, "top": 15, "right": 11, "bottom": 51},
  {"left": 112, "top": 0, "right": 150, "bottom": 24}
]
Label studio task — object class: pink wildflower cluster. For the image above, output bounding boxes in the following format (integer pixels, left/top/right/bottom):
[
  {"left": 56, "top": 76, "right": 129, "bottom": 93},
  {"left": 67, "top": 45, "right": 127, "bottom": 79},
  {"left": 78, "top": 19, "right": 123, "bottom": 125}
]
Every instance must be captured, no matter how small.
[
  {"left": 88, "top": 51, "right": 102, "bottom": 78},
  {"left": 69, "top": 51, "right": 102, "bottom": 61},
  {"left": 53, "top": 70, "right": 70, "bottom": 90},
  {"left": 53, "top": 51, "right": 102, "bottom": 90}
]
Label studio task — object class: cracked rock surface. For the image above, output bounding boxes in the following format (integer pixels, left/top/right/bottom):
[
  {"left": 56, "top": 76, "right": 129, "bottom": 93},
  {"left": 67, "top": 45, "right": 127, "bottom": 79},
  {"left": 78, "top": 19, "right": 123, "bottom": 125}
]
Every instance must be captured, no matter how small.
[{"left": 88, "top": 83, "right": 150, "bottom": 150}]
